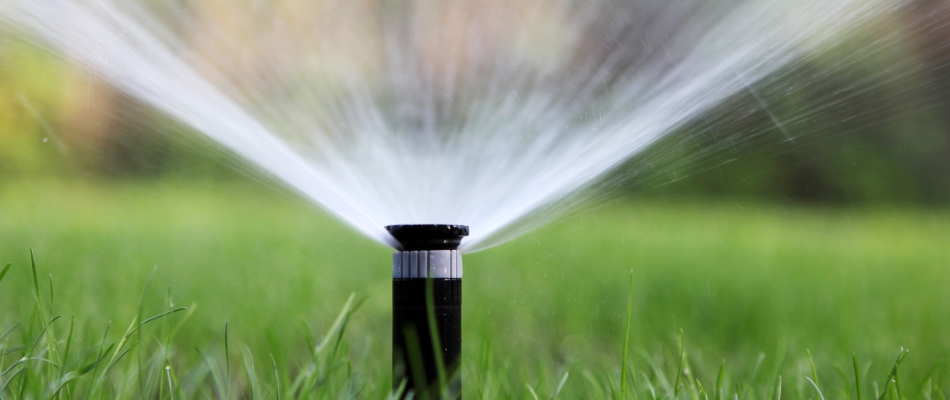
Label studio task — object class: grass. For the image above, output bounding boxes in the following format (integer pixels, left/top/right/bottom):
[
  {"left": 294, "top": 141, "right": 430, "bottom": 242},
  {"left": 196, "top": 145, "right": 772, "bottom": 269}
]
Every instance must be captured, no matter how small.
[{"left": 1, "top": 178, "right": 949, "bottom": 398}]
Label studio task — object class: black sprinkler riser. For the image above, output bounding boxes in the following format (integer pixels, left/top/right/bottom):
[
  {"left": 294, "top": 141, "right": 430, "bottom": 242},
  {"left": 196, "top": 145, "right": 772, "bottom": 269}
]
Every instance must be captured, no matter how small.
[{"left": 387, "top": 225, "right": 468, "bottom": 400}]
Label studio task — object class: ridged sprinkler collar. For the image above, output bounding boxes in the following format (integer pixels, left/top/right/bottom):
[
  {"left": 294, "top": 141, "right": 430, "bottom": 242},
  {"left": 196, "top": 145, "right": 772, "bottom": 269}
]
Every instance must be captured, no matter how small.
[{"left": 386, "top": 224, "right": 469, "bottom": 251}]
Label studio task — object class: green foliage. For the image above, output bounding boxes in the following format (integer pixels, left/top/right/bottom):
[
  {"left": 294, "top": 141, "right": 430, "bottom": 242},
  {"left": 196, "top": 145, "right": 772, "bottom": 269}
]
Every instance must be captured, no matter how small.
[
  {"left": 0, "top": 179, "right": 949, "bottom": 398},
  {"left": 0, "top": 39, "right": 70, "bottom": 174}
]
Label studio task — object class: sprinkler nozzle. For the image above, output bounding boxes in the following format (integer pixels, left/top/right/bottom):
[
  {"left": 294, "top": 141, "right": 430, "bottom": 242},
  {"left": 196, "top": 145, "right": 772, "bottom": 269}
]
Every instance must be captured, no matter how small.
[{"left": 386, "top": 224, "right": 469, "bottom": 251}]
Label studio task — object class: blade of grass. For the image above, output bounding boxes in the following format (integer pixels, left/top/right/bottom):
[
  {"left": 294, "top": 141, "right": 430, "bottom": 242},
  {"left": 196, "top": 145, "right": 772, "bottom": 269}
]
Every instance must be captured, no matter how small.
[
  {"left": 715, "top": 362, "right": 725, "bottom": 400},
  {"left": 805, "top": 377, "right": 826, "bottom": 400},
  {"left": 30, "top": 249, "right": 39, "bottom": 297},
  {"left": 101, "top": 343, "right": 138, "bottom": 378},
  {"left": 0, "top": 324, "right": 19, "bottom": 343},
  {"left": 315, "top": 294, "right": 356, "bottom": 354},
  {"left": 807, "top": 349, "right": 819, "bottom": 388},
  {"left": 391, "top": 378, "right": 407, "bottom": 400},
  {"left": 58, "top": 314, "right": 76, "bottom": 399},
  {"left": 913, "top": 362, "right": 941, "bottom": 400},
  {"left": 195, "top": 347, "right": 225, "bottom": 397},
  {"left": 526, "top": 383, "right": 541, "bottom": 400},
  {"left": 0, "top": 263, "right": 12, "bottom": 285},
  {"left": 271, "top": 354, "right": 281, "bottom": 400},
  {"left": 744, "top": 353, "right": 766, "bottom": 399},
  {"left": 552, "top": 371, "right": 569, "bottom": 399},
  {"left": 638, "top": 350, "right": 673, "bottom": 393},
  {"left": 774, "top": 376, "right": 782, "bottom": 400},
  {"left": 137, "top": 266, "right": 157, "bottom": 395},
  {"left": 403, "top": 326, "right": 428, "bottom": 400},
  {"left": 854, "top": 355, "right": 863, "bottom": 400},
  {"left": 242, "top": 345, "right": 262, "bottom": 400},
  {"left": 138, "top": 308, "right": 187, "bottom": 328},
  {"left": 933, "top": 385, "right": 946, "bottom": 400},
  {"left": 48, "top": 274, "right": 54, "bottom": 319},
  {"left": 325, "top": 294, "right": 365, "bottom": 386},
  {"left": 621, "top": 270, "right": 634, "bottom": 400},
  {"left": 890, "top": 378, "right": 901, "bottom": 400},
  {"left": 85, "top": 322, "right": 112, "bottom": 396},
  {"left": 30, "top": 250, "right": 61, "bottom": 371},
  {"left": 0, "top": 367, "right": 25, "bottom": 393},
  {"left": 878, "top": 348, "right": 909, "bottom": 400},
  {"left": 765, "top": 339, "right": 786, "bottom": 399},
  {"left": 640, "top": 371, "right": 657, "bottom": 400},
  {"left": 224, "top": 319, "right": 230, "bottom": 400},
  {"left": 674, "top": 329, "right": 685, "bottom": 397},
  {"left": 165, "top": 365, "right": 174, "bottom": 400},
  {"left": 91, "top": 307, "right": 184, "bottom": 396},
  {"left": 425, "top": 279, "right": 447, "bottom": 397},
  {"left": 300, "top": 321, "right": 317, "bottom": 361},
  {"left": 895, "top": 354, "right": 907, "bottom": 399}
]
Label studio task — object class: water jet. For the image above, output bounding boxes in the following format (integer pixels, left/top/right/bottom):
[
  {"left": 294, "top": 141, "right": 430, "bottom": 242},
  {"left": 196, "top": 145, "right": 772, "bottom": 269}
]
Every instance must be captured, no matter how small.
[{"left": 388, "top": 224, "right": 468, "bottom": 399}]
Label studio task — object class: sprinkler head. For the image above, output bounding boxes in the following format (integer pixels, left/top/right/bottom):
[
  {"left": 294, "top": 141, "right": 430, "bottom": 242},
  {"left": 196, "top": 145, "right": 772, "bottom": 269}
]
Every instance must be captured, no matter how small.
[
  {"left": 387, "top": 224, "right": 468, "bottom": 399},
  {"left": 386, "top": 224, "right": 469, "bottom": 251}
]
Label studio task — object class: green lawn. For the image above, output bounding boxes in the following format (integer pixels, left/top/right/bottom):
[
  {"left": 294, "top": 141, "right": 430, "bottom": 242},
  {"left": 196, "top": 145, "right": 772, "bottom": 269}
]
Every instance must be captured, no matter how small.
[{"left": 1, "top": 178, "right": 949, "bottom": 398}]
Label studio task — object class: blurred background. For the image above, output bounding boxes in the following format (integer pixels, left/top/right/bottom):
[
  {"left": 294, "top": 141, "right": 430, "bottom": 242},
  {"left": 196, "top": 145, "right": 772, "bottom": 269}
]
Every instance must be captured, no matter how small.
[{"left": 1, "top": 0, "right": 949, "bottom": 204}]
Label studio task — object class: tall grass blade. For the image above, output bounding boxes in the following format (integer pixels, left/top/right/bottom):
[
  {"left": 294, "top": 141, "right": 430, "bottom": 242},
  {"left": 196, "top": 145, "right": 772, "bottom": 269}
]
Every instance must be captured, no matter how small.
[
  {"left": 674, "top": 329, "right": 686, "bottom": 397},
  {"left": 403, "top": 327, "right": 427, "bottom": 400},
  {"left": 137, "top": 266, "right": 157, "bottom": 394},
  {"left": 806, "top": 377, "right": 826, "bottom": 400},
  {"left": 47, "top": 274, "right": 54, "bottom": 317},
  {"left": 242, "top": 345, "right": 262, "bottom": 400},
  {"left": 854, "top": 354, "right": 863, "bottom": 400},
  {"left": 224, "top": 319, "right": 230, "bottom": 399},
  {"left": 101, "top": 343, "right": 138, "bottom": 378},
  {"left": 716, "top": 362, "right": 725, "bottom": 400},
  {"left": 30, "top": 248, "right": 39, "bottom": 297},
  {"left": 425, "top": 279, "right": 447, "bottom": 397},
  {"left": 621, "top": 270, "right": 635, "bottom": 400},
  {"left": 0, "top": 324, "right": 19, "bottom": 343},
  {"left": 0, "top": 263, "right": 12, "bottom": 285},
  {"left": 878, "top": 348, "right": 909, "bottom": 400},
  {"left": 526, "top": 383, "right": 541, "bottom": 400},
  {"left": 195, "top": 347, "right": 225, "bottom": 397},
  {"left": 165, "top": 365, "right": 174, "bottom": 400},
  {"left": 315, "top": 294, "right": 355, "bottom": 354},
  {"left": 271, "top": 353, "right": 281, "bottom": 400},
  {"left": 551, "top": 371, "right": 569, "bottom": 399},
  {"left": 137, "top": 308, "right": 187, "bottom": 329},
  {"left": 774, "top": 376, "right": 782, "bottom": 400},
  {"left": 913, "top": 362, "right": 941, "bottom": 400}
]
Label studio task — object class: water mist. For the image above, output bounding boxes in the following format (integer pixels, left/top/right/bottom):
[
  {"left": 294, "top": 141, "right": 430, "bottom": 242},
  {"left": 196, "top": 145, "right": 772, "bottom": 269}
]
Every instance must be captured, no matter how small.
[
  {"left": 0, "top": 0, "right": 896, "bottom": 251},
  {"left": 0, "top": 0, "right": 904, "bottom": 397}
]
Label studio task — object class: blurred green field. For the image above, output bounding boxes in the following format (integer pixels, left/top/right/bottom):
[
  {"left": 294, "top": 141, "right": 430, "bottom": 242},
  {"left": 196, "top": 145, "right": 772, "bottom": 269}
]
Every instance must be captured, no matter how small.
[{"left": 1, "top": 179, "right": 949, "bottom": 398}]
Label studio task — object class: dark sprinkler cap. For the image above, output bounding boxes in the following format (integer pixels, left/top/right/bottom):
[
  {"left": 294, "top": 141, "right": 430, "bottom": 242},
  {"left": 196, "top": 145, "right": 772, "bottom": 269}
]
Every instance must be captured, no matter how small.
[{"left": 386, "top": 224, "right": 469, "bottom": 251}]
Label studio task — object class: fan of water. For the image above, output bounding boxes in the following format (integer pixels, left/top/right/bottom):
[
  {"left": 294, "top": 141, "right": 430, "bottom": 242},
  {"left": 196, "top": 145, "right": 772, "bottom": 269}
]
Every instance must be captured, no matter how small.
[{"left": 0, "top": 0, "right": 897, "bottom": 252}]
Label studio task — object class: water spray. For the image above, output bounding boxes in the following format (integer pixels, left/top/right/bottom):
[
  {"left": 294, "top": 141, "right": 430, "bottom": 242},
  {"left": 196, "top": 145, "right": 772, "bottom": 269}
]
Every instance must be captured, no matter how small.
[{"left": 388, "top": 224, "right": 468, "bottom": 399}]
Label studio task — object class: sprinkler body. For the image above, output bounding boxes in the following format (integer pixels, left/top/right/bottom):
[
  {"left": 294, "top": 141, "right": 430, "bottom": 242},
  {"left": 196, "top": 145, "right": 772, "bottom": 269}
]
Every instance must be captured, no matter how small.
[{"left": 388, "top": 224, "right": 468, "bottom": 399}]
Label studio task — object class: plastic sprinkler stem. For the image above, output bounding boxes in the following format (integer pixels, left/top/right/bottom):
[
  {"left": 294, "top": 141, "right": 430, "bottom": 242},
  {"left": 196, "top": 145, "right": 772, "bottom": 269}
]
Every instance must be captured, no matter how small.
[{"left": 387, "top": 224, "right": 468, "bottom": 399}]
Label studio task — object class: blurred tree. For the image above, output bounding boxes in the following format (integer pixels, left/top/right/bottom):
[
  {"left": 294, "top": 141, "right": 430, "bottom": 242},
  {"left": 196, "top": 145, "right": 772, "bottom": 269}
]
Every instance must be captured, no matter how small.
[
  {"left": 0, "top": 38, "right": 68, "bottom": 174},
  {"left": 622, "top": 4, "right": 950, "bottom": 205}
]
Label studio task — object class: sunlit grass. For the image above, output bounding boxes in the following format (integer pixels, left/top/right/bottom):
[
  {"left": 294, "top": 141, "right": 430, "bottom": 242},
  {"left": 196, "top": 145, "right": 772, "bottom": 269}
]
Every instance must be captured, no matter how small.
[{"left": 1, "top": 179, "right": 949, "bottom": 398}]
